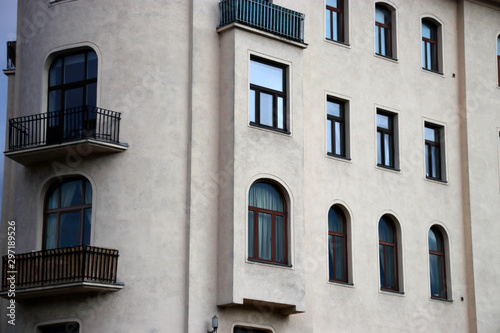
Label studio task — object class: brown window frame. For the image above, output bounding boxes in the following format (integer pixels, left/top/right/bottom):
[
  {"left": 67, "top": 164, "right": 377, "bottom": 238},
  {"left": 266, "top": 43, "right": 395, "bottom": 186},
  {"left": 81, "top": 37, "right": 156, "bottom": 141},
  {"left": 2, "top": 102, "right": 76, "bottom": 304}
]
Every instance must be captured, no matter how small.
[
  {"left": 328, "top": 206, "right": 348, "bottom": 283},
  {"left": 425, "top": 123, "right": 443, "bottom": 181},
  {"left": 375, "top": 4, "right": 392, "bottom": 58},
  {"left": 327, "top": 98, "right": 346, "bottom": 158},
  {"left": 429, "top": 226, "right": 447, "bottom": 300},
  {"left": 377, "top": 111, "right": 395, "bottom": 169},
  {"left": 379, "top": 216, "right": 399, "bottom": 292},
  {"left": 248, "top": 182, "right": 288, "bottom": 265},
  {"left": 326, "top": 0, "right": 345, "bottom": 43},
  {"left": 43, "top": 178, "right": 92, "bottom": 250},
  {"left": 422, "top": 20, "right": 439, "bottom": 72}
]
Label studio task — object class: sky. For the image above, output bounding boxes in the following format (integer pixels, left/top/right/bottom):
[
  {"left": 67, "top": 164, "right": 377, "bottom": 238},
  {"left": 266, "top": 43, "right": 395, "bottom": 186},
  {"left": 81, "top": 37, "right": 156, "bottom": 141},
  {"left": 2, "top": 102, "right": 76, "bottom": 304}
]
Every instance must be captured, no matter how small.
[{"left": 0, "top": 0, "right": 18, "bottom": 216}]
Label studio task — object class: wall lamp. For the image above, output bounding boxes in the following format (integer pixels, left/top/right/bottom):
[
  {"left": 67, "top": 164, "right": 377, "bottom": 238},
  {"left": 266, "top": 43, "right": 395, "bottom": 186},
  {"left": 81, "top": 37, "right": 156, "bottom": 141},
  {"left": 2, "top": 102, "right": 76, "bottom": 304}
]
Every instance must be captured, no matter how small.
[{"left": 207, "top": 315, "right": 218, "bottom": 333}]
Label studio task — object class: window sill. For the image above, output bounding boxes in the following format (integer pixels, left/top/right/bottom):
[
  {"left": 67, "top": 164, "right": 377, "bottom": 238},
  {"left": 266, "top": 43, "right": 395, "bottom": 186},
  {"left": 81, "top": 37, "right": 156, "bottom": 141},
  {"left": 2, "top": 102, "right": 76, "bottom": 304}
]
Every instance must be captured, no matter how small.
[
  {"left": 327, "top": 153, "right": 351, "bottom": 161},
  {"left": 425, "top": 176, "right": 448, "bottom": 185},
  {"left": 374, "top": 53, "right": 398, "bottom": 63},
  {"left": 431, "top": 296, "right": 453, "bottom": 302},
  {"left": 380, "top": 289, "right": 405, "bottom": 296},
  {"left": 421, "top": 68, "right": 444, "bottom": 76},
  {"left": 328, "top": 280, "right": 354, "bottom": 287},
  {"left": 247, "top": 258, "right": 292, "bottom": 268},
  {"left": 325, "top": 39, "right": 351, "bottom": 49},
  {"left": 377, "top": 164, "right": 401, "bottom": 172},
  {"left": 249, "top": 122, "right": 291, "bottom": 135}
]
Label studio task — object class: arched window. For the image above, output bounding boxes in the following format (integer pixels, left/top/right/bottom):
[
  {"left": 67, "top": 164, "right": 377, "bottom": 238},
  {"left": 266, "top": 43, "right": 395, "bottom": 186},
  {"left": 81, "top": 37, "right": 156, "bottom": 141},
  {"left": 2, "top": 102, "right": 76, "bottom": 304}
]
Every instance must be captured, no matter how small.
[
  {"left": 326, "top": 0, "right": 346, "bottom": 43},
  {"left": 48, "top": 49, "right": 98, "bottom": 144},
  {"left": 429, "top": 226, "right": 447, "bottom": 299},
  {"left": 422, "top": 19, "right": 439, "bottom": 72},
  {"left": 497, "top": 35, "right": 500, "bottom": 86},
  {"left": 248, "top": 181, "right": 288, "bottom": 264},
  {"left": 44, "top": 177, "right": 92, "bottom": 249},
  {"left": 379, "top": 215, "right": 398, "bottom": 291},
  {"left": 328, "top": 205, "right": 347, "bottom": 282},
  {"left": 375, "top": 4, "right": 392, "bottom": 57}
]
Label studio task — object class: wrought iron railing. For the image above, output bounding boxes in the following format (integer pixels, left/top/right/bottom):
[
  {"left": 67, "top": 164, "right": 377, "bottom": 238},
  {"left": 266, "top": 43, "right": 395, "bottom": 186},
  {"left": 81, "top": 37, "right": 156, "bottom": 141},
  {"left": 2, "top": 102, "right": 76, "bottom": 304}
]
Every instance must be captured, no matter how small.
[
  {"left": 8, "top": 105, "right": 122, "bottom": 151},
  {"left": 2, "top": 246, "right": 119, "bottom": 291},
  {"left": 6, "top": 41, "right": 15, "bottom": 70},
  {"left": 218, "top": 0, "right": 305, "bottom": 43}
]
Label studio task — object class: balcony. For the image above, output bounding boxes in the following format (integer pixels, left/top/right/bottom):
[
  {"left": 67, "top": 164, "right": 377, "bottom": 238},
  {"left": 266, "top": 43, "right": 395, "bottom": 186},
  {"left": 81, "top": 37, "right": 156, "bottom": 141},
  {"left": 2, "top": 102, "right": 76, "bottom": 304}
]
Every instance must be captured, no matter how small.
[
  {"left": 5, "top": 105, "right": 128, "bottom": 166},
  {"left": 218, "top": 0, "right": 305, "bottom": 43},
  {"left": 0, "top": 246, "right": 123, "bottom": 300},
  {"left": 6, "top": 41, "right": 15, "bottom": 70}
]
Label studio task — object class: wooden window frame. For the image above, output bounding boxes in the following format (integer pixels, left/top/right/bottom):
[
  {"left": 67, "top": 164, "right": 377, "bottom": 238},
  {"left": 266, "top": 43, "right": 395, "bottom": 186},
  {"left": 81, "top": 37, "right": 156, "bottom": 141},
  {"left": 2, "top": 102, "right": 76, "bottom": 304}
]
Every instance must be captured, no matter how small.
[
  {"left": 379, "top": 217, "right": 399, "bottom": 291},
  {"left": 250, "top": 57, "right": 288, "bottom": 133},
  {"left": 377, "top": 111, "right": 395, "bottom": 169},
  {"left": 429, "top": 227, "right": 447, "bottom": 300},
  {"left": 327, "top": 98, "right": 346, "bottom": 158},
  {"left": 248, "top": 183, "right": 288, "bottom": 265},
  {"left": 375, "top": 4, "right": 392, "bottom": 58},
  {"left": 43, "top": 178, "right": 92, "bottom": 250},
  {"left": 422, "top": 20, "right": 439, "bottom": 72},
  {"left": 328, "top": 206, "right": 348, "bottom": 283},
  {"left": 425, "top": 123, "right": 443, "bottom": 180},
  {"left": 326, "top": 0, "right": 344, "bottom": 43}
]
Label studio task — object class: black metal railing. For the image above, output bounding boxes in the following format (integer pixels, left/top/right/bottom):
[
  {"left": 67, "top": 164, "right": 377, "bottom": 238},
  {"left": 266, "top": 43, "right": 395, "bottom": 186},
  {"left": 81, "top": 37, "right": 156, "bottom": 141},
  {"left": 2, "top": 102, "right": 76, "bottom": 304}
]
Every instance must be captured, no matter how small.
[
  {"left": 2, "top": 246, "right": 119, "bottom": 291},
  {"left": 8, "top": 105, "right": 122, "bottom": 151},
  {"left": 218, "top": 0, "right": 305, "bottom": 43},
  {"left": 6, "top": 41, "right": 15, "bottom": 70}
]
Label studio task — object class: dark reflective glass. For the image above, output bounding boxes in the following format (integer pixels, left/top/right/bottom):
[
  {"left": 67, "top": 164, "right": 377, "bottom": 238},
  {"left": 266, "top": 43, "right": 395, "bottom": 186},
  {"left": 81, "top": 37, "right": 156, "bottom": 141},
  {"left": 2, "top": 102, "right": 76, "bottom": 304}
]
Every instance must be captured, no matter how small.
[
  {"left": 379, "top": 217, "right": 395, "bottom": 242},
  {"left": 65, "top": 87, "right": 84, "bottom": 109},
  {"left": 49, "top": 58, "right": 63, "bottom": 87},
  {"left": 61, "top": 180, "right": 83, "bottom": 207},
  {"left": 328, "top": 206, "right": 345, "bottom": 233},
  {"left": 249, "top": 183, "right": 284, "bottom": 212},
  {"left": 429, "top": 227, "right": 443, "bottom": 252},
  {"left": 63, "top": 53, "right": 86, "bottom": 84},
  {"left": 87, "top": 51, "right": 98, "bottom": 79},
  {"left": 59, "top": 212, "right": 81, "bottom": 248}
]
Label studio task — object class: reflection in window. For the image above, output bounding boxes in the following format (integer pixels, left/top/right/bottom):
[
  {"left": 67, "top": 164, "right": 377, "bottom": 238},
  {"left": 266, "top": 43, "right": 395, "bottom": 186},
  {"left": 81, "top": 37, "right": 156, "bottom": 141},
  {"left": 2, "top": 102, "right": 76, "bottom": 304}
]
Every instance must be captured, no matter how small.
[
  {"left": 328, "top": 205, "right": 347, "bottom": 282},
  {"left": 250, "top": 58, "right": 287, "bottom": 132},
  {"left": 327, "top": 98, "right": 346, "bottom": 157},
  {"left": 326, "top": 0, "right": 345, "bottom": 43},
  {"left": 422, "top": 19, "right": 438, "bottom": 71},
  {"left": 44, "top": 178, "right": 92, "bottom": 249},
  {"left": 379, "top": 215, "right": 398, "bottom": 291},
  {"left": 248, "top": 181, "right": 288, "bottom": 264},
  {"left": 377, "top": 111, "right": 395, "bottom": 168},
  {"left": 429, "top": 226, "right": 447, "bottom": 299},
  {"left": 375, "top": 4, "right": 392, "bottom": 57}
]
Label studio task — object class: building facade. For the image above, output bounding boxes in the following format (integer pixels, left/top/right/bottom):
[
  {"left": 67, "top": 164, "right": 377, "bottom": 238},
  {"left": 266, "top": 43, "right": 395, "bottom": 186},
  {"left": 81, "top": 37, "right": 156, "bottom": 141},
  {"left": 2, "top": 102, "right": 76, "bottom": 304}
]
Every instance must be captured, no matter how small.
[{"left": 1, "top": 0, "right": 500, "bottom": 332}]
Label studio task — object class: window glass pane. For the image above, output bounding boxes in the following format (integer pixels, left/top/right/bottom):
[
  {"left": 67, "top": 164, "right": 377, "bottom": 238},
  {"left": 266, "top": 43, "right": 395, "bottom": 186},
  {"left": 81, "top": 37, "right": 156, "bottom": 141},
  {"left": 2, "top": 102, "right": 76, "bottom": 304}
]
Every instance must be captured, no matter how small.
[
  {"left": 332, "top": 13, "right": 339, "bottom": 41},
  {"left": 248, "top": 210, "right": 255, "bottom": 257},
  {"left": 377, "top": 132, "right": 382, "bottom": 164},
  {"left": 326, "top": 10, "right": 332, "bottom": 40},
  {"left": 250, "top": 60, "right": 283, "bottom": 92},
  {"left": 258, "top": 212, "right": 272, "bottom": 260},
  {"left": 327, "top": 119, "right": 333, "bottom": 153},
  {"left": 335, "top": 235, "right": 346, "bottom": 281},
  {"left": 65, "top": 87, "right": 84, "bottom": 109},
  {"left": 497, "top": 36, "right": 500, "bottom": 56},
  {"left": 379, "top": 244, "right": 385, "bottom": 286},
  {"left": 250, "top": 90, "right": 256, "bottom": 122},
  {"left": 422, "top": 21, "right": 434, "bottom": 39},
  {"left": 375, "top": 26, "right": 380, "bottom": 54},
  {"left": 84, "top": 180, "right": 92, "bottom": 205},
  {"left": 249, "top": 183, "right": 284, "bottom": 212},
  {"left": 86, "top": 83, "right": 97, "bottom": 107},
  {"left": 381, "top": 27, "right": 388, "bottom": 56},
  {"left": 59, "top": 211, "right": 81, "bottom": 248},
  {"left": 384, "top": 133, "right": 392, "bottom": 166},
  {"left": 87, "top": 51, "right": 98, "bottom": 79},
  {"left": 430, "top": 254, "right": 444, "bottom": 297},
  {"left": 431, "top": 146, "right": 440, "bottom": 178},
  {"left": 422, "top": 41, "right": 426, "bottom": 68},
  {"left": 83, "top": 208, "right": 92, "bottom": 245},
  {"left": 327, "top": 100, "right": 341, "bottom": 117},
  {"left": 326, "top": 0, "right": 339, "bottom": 8},
  {"left": 45, "top": 213, "right": 58, "bottom": 250},
  {"left": 259, "top": 92, "right": 273, "bottom": 127},
  {"left": 277, "top": 97, "right": 284, "bottom": 130},
  {"left": 428, "top": 42, "right": 436, "bottom": 70},
  {"left": 61, "top": 180, "right": 83, "bottom": 207},
  {"left": 40, "top": 322, "right": 80, "bottom": 333},
  {"left": 49, "top": 58, "right": 63, "bottom": 87},
  {"left": 379, "top": 217, "right": 394, "bottom": 242},
  {"left": 63, "top": 53, "right": 86, "bottom": 84},
  {"left": 425, "top": 127, "right": 436, "bottom": 142},
  {"left": 47, "top": 187, "right": 59, "bottom": 209},
  {"left": 234, "top": 327, "right": 269, "bottom": 333},
  {"left": 328, "top": 234, "right": 334, "bottom": 280},
  {"left": 377, "top": 114, "right": 390, "bottom": 129},
  {"left": 425, "top": 144, "right": 430, "bottom": 177},
  {"left": 429, "top": 227, "right": 443, "bottom": 252},
  {"left": 328, "top": 206, "right": 345, "bottom": 233},
  {"left": 49, "top": 90, "right": 62, "bottom": 112},
  {"left": 276, "top": 215, "right": 284, "bottom": 262},
  {"left": 376, "top": 6, "right": 390, "bottom": 24},
  {"left": 386, "top": 246, "right": 396, "bottom": 288},
  {"left": 335, "top": 121, "right": 343, "bottom": 155}
]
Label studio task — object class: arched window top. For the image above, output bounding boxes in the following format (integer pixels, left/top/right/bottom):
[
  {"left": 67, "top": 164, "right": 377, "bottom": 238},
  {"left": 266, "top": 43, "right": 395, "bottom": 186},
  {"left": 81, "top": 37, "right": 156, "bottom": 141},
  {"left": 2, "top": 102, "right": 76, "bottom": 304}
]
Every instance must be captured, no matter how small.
[
  {"left": 429, "top": 226, "right": 444, "bottom": 252},
  {"left": 422, "top": 19, "right": 437, "bottom": 39},
  {"left": 375, "top": 4, "right": 391, "bottom": 24},
  {"left": 248, "top": 182, "right": 285, "bottom": 212},
  {"left": 378, "top": 215, "right": 395, "bottom": 243},
  {"left": 328, "top": 205, "right": 346, "bottom": 233}
]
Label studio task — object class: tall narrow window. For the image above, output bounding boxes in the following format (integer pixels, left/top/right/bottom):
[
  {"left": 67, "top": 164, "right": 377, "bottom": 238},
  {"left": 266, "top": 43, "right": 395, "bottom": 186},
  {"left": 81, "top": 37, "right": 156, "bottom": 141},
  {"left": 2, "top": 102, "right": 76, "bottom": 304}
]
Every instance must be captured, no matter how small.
[
  {"left": 422, "top": 19, "right": 438, "bottom": 71},
  {"left": 379, "top": 215, "right": 398, "bottom": 291},
  {"left": 497, "top": 35, "right": 500, "bottom": 86},
  {"left": 425, "top": 123, "right": 445, "bottom": 180},
  {"left": 429, "top": 226, "right": 447, "bottom": 299},
  {"left": 377, "top": 111, "right": 395, "bottom": 168},
  {"left": 250, "top": 57, "right": 287, "bottom": 132},
  {"left": 375, "top": 4, "right": 392, "bottom": 57},
  {"left": 248, "top": 181, "right": 288, "bottom": 265},
  {"left": 326, "top": 0, "right": 344, "bottom": 43},
  {"left": 327, "top": 98, "right": 346, "bottom": 157},
  {"left": 328, "top": 205, "right": 347, "bottom": 282},
  {"left": 48, "top": 49, "right": 98, "bottom": 144},
  {"left": 44, "top": 178, "right": 92, "bottom": 249}
]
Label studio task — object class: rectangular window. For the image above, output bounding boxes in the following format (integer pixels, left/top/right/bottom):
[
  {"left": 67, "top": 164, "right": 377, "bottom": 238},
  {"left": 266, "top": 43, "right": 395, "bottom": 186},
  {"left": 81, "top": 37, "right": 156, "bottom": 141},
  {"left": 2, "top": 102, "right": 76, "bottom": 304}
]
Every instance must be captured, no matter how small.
[
  {"left": 326, "top": 0, "right": 344, "bottom": 43},
  {"left": 422, "top": 19, "right": 439, "bottom": 72},
  {"left": 250, "top": 57, "right": 288, "bottom": 132},
  {"left": 327, "top": 98, "right": 347, "bottom": 158},
  {"left": 377, "top": 111, "right": 396, "bottom": 169},
  {"left": 425, "top": 123, "right": 445, "bottom": 180}
]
